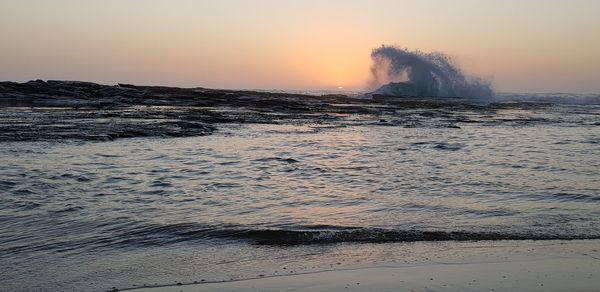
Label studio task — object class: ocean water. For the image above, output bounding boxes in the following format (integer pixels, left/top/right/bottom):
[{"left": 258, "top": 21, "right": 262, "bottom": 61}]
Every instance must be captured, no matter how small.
[{"left": 1, "top": 101, "right": 599, "bottom": 291}]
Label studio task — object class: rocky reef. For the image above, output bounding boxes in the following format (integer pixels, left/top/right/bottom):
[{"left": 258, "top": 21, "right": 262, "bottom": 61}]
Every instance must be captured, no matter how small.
[{"left": 0, "top": 80, "right": 551, "bottom": 142}]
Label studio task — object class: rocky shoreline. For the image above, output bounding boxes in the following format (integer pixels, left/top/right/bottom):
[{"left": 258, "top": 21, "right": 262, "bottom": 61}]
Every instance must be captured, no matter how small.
[{"left": 0, "top": 80, "right": 550, "bottom": 142}]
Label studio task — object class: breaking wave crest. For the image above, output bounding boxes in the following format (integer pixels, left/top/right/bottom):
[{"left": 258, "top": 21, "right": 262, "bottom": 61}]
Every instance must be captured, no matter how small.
[
  {"left": 495, "top": 92, "right": 600, "bottom": 105},
  {"left": 6, "top": 222, "right": 596, "bottom": 254},
  {"left": 369, "top": 45, "right": 494, "bottom": 99},
  {"left": 226, "top": 227, "right": 600, "bottom": 245}
]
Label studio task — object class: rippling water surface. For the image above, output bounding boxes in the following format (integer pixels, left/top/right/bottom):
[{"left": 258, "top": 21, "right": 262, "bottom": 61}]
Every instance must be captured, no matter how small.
[{"left": 1, "top": 104, "right": 599, "bottom": 291}]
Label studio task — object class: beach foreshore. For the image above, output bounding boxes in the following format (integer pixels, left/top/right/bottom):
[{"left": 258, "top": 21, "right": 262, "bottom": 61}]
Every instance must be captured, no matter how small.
[{"left": 127, "top": 240, "right": 600, "bottom": 292}]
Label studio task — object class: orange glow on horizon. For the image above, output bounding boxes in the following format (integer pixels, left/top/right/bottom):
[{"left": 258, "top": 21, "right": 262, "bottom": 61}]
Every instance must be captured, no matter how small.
[
  {"left": 1, "top": 1, "right": 599, "bottom": 93},
  {"left": 280, "top": 22, "right": 376, "bottom": 90}
]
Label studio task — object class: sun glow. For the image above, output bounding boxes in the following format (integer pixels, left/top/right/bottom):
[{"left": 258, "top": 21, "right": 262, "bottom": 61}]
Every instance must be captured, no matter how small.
[
  {"left": 285, "top": 44, "right": 371, "bottom": 90},
  {"left": 278, "top": 20, "right": 376, "bottom": 90}
]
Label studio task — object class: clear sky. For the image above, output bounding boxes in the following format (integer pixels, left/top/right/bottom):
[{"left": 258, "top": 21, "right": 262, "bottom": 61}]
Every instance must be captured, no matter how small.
[{"left": 1, "top": 0, "right": 599, "bottom": 93}]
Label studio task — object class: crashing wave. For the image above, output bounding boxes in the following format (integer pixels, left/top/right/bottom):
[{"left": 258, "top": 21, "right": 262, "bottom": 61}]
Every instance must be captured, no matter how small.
[{"left": 369, "top": 45, "right": 494, "bottom": 99}]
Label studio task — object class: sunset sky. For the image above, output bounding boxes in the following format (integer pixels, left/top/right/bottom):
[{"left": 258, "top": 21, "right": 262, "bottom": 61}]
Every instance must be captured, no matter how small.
[{"left": 1, "top": 0, "right": 598, "bottom": 93}]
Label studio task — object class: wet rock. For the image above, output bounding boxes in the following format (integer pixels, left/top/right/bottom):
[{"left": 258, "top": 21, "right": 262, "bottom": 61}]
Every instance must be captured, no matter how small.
[{"left": 0, "top": 80, "right": 568, "bottom": 142}]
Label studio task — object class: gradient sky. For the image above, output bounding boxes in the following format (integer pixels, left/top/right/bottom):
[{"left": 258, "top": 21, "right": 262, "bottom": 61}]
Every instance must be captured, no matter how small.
[{"left": 1, "top": 0, "right": 599, "bottom": 93}]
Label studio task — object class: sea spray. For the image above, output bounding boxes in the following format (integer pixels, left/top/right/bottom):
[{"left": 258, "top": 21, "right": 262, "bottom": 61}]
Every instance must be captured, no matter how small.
[{"left": 369, "top": 45, "right": 494, "bottom": 99}]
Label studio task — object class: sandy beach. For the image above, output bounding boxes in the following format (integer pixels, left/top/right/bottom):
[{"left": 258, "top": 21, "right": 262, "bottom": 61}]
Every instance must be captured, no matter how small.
[{"left": 128, "top": 240, "right": 600, "bottom": 292}]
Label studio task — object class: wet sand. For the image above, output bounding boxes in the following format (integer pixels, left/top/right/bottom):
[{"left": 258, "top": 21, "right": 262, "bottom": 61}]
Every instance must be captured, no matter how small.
[{"left": 128, "top": 240, "right": 600, "bottom": 292}]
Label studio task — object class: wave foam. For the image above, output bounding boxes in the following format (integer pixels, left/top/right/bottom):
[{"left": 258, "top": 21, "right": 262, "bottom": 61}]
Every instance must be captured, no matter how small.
[{"left": 369, "top": 45, "right": 494, "bottom": 99}]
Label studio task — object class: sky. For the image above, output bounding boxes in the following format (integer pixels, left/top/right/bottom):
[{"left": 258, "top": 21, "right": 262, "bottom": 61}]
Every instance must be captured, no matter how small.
[{"left": 0, "top": 0, "right": 599, "bottom": 93}]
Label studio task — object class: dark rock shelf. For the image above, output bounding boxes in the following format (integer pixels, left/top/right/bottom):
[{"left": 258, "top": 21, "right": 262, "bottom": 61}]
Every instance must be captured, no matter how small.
[{"left": 0, "top": 80, "right": 550, "bottom": 142}]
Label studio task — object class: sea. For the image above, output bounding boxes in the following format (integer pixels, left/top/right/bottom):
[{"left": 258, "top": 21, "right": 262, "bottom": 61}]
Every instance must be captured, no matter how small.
[{"left": 1, "top": 92, "right": 599, "bottom": 291}]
